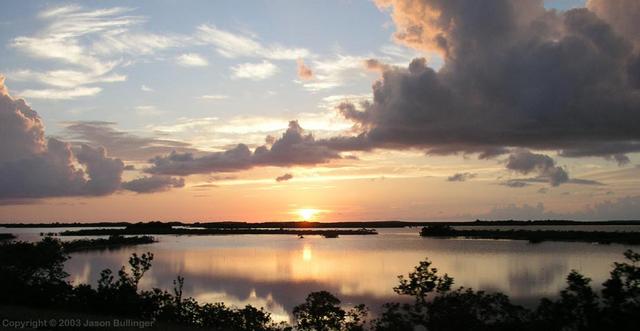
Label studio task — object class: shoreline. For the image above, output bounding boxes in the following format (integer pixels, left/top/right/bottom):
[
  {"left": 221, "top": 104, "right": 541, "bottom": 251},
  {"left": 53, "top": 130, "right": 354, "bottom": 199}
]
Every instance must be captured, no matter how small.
[
  {"left": 2, "top": 219, "right": 640, "bottom": 229},
  {"left": 420, "top": 225, "right": 640, "bottom": 245}
]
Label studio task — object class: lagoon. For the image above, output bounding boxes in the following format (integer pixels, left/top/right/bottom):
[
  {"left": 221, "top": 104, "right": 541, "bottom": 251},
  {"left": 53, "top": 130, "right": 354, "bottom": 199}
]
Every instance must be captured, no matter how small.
[{"left": 2, "top": 226, "right": 637, "bottom": 322}]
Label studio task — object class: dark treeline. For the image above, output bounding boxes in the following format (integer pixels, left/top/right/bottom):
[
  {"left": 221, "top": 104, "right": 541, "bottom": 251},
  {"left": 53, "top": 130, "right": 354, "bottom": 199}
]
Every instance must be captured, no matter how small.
[
  {"left": 1, "top": 238, "right": 640, "bottom": 330},
  {"left": 0, "top": 233, "right": 15, "bottom": 241},
  {"left": 3, "top": 219, "right": 640, "bottom": 229},
  {"left": 421, "top": 225, "right": 640, "bottom": 245},
  {"left": 61, "top": 235, "right": 156, "bottom": 252}
]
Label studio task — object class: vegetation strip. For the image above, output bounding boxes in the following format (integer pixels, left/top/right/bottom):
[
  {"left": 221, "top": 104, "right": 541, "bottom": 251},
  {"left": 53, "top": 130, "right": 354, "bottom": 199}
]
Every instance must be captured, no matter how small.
[
  {"left": 61, "top": 235, "right": 156, "bottom": 252},
  {"left": 420, "top": 225, "right": 640, "bottom": 245},
  {"left": 0, "top": 233, "right": 15, "bottom": 241}
]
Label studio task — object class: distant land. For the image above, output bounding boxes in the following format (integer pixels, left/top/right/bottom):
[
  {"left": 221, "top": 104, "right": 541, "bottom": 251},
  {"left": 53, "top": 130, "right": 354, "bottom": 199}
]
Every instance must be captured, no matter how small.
[{"left": 2, "top": 220, "right": 640, "bottom": 228}]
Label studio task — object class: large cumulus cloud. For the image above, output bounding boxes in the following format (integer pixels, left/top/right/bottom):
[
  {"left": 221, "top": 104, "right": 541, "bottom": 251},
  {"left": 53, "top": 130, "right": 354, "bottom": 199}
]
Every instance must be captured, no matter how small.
[
  {"left": 330, "top": 0, "right": 640, "bottom": 166},
  {"left": 0, "top": 76, "right": 182, "bottom": 200}
]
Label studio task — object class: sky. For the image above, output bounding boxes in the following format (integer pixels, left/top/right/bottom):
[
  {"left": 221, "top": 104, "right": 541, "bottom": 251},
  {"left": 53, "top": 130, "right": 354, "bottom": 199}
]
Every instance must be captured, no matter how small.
[{"left": 1, "top": 0, "right": 639, "bottom": 222}]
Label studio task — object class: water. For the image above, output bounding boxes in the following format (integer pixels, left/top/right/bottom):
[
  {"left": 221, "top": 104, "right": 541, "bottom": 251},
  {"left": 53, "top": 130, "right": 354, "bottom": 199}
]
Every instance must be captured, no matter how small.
[{"left": 2, "top": 226, "right": 637, "bottom": 322}]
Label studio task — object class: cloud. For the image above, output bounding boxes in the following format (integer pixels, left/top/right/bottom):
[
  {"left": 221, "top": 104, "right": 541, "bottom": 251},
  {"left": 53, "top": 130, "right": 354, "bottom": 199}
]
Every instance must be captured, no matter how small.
[
  {"left": 587, "top": 0, "right": 640, "bottom": 46},
  {"left": 481, "top": 202, "right": 553, "bottom": 220},
  {"left": 7, "top": 5, "right": 181, "bottom": 98},
  {"left": 9, "top": 67, "right": 125, "bottom": 89},
  {"left": 501, "top": 181, "right": 530, "bottom": 188},
  {"left": 296, "top": 59, "right": 314, "bottom": 80},
  {"left": 134, "top": 105, "right": 163, "bottom": 116},
  {"left": 0, "top": 77, "right": 120, "bottom": 198},
  {"left": 199, "top": 94, "right": 228, "bottom": 100},
  {"left": 146, "top": 121, "right": 342, "bottom": 176},
  {"left": 62, "top": 121, "right": 197, "bottom": 161},
  {"left": 300, "top": 55, "right": 370, "bottom": 91},
  {"left": 74, "top": 144, "right": 125, "bottom": 195},
  {"left": 275, "top": 173, "right": 293, "bottom": 182},
  {"left": 364, "top": 58, "right": 393, "bottom": 72},
  {"left": 0, "top": 77, "right": 184, "bottom": 202},
  {"left": 17, "top": 87, "right": 102, "bottom": 100},
  {"left": 480, "top": 196, "right": 640, "bottom": 221},
  {"left": 319, "top": 94, "right": 371, "bottom": 111},
  {"left": 579, "top": 195, "right": 640, "bottom": 220},
  {"left": 196, "top": 25, "right": 310, "bottom": 60},
  {"left": 328, "top": 0, "right": 640, "bottom": 165},
  {"left": 502, "top": 177, "right": 603, "bottom": 188},
  {"left": 122, "top": 175, "right": 185, "bottom": 193},
  {"left": 176, "top": 53, "right": 209, "bottom": 67},
  {"left": 140, "top": 85, "right": 154, "bottom": 92},
  {"left": 447, "top": 172, "right": 476, "bottom": 182},
  {"left": 505, "top": 150, "right": 569, "bottom": 187},
  {"left": 231, "top": 61, "right": 278, "bottom": 80}
]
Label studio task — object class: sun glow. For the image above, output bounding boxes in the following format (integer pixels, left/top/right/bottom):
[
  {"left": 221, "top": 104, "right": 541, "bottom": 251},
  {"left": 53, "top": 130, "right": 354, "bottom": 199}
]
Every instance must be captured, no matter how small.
[{"left": 297, "top": 208, "right": 319, "bottom": 221}]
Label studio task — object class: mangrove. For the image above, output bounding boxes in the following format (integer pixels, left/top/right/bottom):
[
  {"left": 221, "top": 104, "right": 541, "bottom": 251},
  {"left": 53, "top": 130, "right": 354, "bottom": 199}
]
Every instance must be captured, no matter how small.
[{"left": 420, "top": 225, "right": 640, "bottom": 245}]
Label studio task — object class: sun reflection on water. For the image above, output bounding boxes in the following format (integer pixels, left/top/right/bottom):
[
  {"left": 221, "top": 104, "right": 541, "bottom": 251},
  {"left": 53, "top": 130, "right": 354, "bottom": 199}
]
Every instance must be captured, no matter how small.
[{"left": 302, "top": 245, "right": 312, "bottom": 261}]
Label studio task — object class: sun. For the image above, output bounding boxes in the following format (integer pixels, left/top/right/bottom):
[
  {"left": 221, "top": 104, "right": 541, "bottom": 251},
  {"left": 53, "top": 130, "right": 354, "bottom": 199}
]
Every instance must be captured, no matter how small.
[{"left": 297, "top": 208, "right": 319, "bottom": 221}]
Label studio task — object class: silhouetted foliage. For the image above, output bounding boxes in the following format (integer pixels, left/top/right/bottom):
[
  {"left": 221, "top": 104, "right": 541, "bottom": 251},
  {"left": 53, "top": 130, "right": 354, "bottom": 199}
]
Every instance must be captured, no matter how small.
[
  {"left": 377, "top": 258, "right": 526, "bottom": 330},
  {"left": 419, "top": 224, "right": 455, "bottom": 237},
  {"left": 0, "top": 233, "right": 15, "bottom": 241},
  {"left": 293, "top": 291, "right": 368, "bottom": 331},
  {"left": 0, "top": 237, "right": 71, "bottom": 306},
  {"left": 293, "top": 291, "right": 345, "bottom": 331},
  {"left": 394, "top": 258, "right": 453, "bottom": 304}
]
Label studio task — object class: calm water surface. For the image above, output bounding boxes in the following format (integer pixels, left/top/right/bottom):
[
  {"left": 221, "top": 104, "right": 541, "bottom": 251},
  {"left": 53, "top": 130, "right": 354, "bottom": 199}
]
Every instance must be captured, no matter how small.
[{"left": 2, "top": 227, "right": 637, "bottom": 322}]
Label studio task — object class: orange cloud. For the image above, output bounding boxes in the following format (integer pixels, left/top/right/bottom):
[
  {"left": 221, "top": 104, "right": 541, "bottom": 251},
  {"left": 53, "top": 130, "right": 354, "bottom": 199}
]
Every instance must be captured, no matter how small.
[{"left": 296, "top": 59, "right": 314, "bottom": 80}]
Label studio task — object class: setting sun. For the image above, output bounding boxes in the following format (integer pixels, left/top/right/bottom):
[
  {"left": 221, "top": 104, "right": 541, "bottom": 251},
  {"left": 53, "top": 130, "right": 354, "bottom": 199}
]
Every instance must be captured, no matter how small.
[{"left": 297, "top": 209, "right": 319, "bottom": 221}]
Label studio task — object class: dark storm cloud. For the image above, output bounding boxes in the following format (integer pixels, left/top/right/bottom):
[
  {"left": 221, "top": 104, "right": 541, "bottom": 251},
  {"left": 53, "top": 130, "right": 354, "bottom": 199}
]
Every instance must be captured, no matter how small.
[
  {"left": 122, "top": 175, "right": 185, "bottom": 193},
  {"left": 275, "top": 173, "right": 293, "bottom": 182},
  {"left": 327, "top": 0, "right": 640, "bottom": 164},
  {"left": 147, "top": 121, "right": 342, "bottom": 176},
  {"left": 63, "top": 121, "right": 197, "bottom": 161},
  {"left": 447, "top": 172, "right": 476, "bottom": 182},
  {"left": 0, "top": 76, "right": 183, "bottom": 201}
]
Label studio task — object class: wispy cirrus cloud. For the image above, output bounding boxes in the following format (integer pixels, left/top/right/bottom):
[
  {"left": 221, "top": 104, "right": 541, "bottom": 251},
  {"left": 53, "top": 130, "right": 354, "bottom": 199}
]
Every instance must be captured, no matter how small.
[
  {"left": 8, "top": 5, "right": 182, "bottom": 99},
  {"left": 18, "top": 87, "right": 102, "bottom": 100},
  {"left": 196, "top": 25, "right": 310, "bottom": 60}
]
